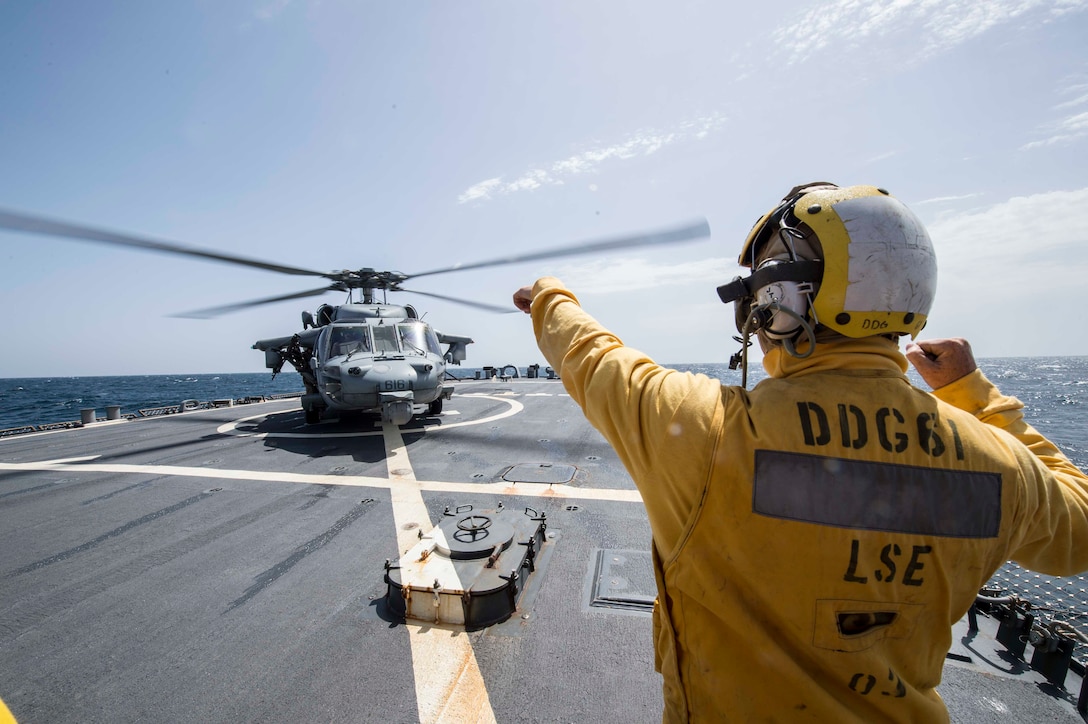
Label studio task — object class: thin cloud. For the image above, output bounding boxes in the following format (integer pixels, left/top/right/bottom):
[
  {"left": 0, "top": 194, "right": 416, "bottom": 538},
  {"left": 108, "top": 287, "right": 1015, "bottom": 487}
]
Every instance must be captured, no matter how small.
[
  {"left": 459, "top": 178, "right": 503, "bottom": 204},
  {"left": 926, "top": 187, "right": 1088, "bottom": 270},
  {"left": 1022, "top": 75, "right": 1088, "bottom": 149},
  {"left": 914, "top": 192, "right": 984, "bottom": 206},
  {"left": 863, "top": 149, "right": 900, "bottom": 165},
  {"left": 773, "top": 0, "right": 1081, "bottom": 66},
  {"left": 458, "top": 113, "right": 727, "bottom": 204},
  {"left": 1054, "top": 89, "right": 1088, "bottom": 111},
  {"left": 1021, "top": 110, "right": 1088, "bottom": 149},
  {"left": 922, "top": 187, "right": 1088, "bottom": 353}
]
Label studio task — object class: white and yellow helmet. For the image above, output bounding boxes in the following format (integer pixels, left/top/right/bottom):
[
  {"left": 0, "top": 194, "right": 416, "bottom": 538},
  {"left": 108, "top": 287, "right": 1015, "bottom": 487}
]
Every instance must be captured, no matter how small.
[{"left": 718, "top": 182, "right": 937, "bottom": 341}]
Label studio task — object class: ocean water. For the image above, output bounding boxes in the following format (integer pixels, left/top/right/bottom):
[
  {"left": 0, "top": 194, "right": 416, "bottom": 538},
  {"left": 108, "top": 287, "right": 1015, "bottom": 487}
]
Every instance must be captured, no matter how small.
[{"left": 0, "top": 372, "right": 306, "bottom": 431}]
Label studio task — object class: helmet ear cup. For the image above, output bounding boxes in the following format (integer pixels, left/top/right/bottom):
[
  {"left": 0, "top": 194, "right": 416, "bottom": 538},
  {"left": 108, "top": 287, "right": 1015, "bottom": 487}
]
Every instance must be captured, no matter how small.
[
  {"left": 754, "top": 281, "right": 803, "bottom": 339},
  {"left": 750, "top": 259, "right": 817, "bottom": 340}
]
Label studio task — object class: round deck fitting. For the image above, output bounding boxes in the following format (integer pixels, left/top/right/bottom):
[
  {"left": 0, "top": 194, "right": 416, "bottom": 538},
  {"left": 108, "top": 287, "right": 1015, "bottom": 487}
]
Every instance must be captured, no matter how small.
[{"left": 435, "top": 513, "right": 515, "bottom": 560}]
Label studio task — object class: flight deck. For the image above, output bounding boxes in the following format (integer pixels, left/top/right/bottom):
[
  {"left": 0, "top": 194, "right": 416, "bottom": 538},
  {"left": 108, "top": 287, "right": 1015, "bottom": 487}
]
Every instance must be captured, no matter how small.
[{"left": 1, "top": 379, "right": 1085, "bottom": 723}]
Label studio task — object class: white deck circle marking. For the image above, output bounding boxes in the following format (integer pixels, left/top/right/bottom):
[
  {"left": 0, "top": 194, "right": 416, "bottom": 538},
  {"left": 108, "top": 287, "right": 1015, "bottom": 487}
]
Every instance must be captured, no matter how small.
[{"left": 215, "top": 394, "right": 523, "bottom": 438}]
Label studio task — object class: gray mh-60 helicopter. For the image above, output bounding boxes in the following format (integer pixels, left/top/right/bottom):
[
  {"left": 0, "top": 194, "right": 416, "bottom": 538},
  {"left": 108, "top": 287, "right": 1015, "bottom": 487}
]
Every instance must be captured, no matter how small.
[{"left": 0, "top": 208, "right": 709, "bottom": 425}]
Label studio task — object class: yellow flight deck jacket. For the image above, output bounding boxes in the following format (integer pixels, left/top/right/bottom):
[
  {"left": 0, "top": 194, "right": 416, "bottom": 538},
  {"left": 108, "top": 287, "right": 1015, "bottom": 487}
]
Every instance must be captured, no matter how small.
[{"left": 528, "top": 277, "right": 1088, "bottom": 723}]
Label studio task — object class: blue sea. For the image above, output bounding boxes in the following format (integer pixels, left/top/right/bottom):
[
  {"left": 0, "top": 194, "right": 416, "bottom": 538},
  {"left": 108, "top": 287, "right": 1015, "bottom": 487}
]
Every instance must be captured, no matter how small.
[{"left": 0, "top": 372, "right": 307, "bottom": 431}]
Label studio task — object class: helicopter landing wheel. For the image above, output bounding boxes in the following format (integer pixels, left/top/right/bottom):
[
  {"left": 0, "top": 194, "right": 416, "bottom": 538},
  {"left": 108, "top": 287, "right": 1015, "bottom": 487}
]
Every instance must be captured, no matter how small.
[
  {"left": 428, "top": 398, "right": 443, "bottom": 415},
  {"left": 304, "top": 408, "right": 321, "bottom": 424}
]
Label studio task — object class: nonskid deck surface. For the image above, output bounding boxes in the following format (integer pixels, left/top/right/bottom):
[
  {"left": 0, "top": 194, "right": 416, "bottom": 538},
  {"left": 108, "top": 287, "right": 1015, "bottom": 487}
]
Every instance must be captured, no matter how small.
[{"left": 0, "top": 379, "right": 1083, "bottom": 723}]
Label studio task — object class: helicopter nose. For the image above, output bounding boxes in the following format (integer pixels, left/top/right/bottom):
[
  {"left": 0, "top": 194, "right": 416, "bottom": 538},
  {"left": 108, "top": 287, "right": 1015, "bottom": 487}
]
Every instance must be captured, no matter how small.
[{"left": 350, "top": 361, "right": 419, "bottom": 393}]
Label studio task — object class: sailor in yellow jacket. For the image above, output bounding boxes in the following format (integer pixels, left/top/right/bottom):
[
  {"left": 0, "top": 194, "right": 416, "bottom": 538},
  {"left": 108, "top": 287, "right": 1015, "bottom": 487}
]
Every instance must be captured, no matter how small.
[{"left": 513, "top": 183, "right": 1088, "bottom": 723}]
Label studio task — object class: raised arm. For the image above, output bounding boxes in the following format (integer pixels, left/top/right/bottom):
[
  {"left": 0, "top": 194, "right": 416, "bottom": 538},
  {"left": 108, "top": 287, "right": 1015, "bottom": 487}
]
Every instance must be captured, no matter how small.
[
  {"left": 909, "top": 337, "right": 1088, "bottom": 573},
  {"left": 515, "top": 277, "right": 723, "bottom": 555}
]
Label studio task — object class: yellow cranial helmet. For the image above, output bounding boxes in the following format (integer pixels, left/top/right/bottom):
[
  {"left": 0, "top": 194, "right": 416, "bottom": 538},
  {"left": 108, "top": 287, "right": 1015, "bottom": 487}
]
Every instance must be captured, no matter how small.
[{"left": 720, "top": 183, "right": 937, "bottom": 342}]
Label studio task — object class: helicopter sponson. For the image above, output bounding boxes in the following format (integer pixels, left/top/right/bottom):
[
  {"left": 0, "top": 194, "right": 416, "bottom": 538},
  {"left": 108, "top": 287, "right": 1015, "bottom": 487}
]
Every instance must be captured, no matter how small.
[{"left": 253, "top": 302, "right": 472, "bottom": 426}]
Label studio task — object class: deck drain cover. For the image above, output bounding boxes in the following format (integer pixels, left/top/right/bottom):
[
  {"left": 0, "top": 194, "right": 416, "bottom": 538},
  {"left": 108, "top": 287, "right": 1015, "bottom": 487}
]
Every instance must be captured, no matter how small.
[
  {"left": 503, "top": 463, "right": 576, "bottom": 484},
  {"left": 591, "top": 549, "right": 656, "bottom": 612}
]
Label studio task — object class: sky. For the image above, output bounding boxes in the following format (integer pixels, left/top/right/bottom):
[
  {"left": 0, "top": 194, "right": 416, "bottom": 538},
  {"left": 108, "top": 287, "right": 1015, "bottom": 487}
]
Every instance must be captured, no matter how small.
[{"left": 1, "top": 0, "right": 1087, "bottom": 377}]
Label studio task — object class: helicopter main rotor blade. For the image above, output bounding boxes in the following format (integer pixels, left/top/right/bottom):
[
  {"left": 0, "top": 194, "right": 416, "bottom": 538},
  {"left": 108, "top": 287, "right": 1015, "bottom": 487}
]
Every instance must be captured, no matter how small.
[
  {"left": 0, "top": 207, "right": 329, "bottom": 278},
  {"left": 398, "top": 288, "right": 518, "bottom": 314},
  {"left": 406, "top": 218, "right": 711, "bottom": 280},
  {"left": 172, "top": 286, "right": 337, "bottom": 319}
]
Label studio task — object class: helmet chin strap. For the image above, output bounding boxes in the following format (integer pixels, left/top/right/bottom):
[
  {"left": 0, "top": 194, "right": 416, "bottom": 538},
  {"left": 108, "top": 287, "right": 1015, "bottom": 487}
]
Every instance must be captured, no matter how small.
[{"left": 716, "top": 260, "right": 823, "bottom": 305}]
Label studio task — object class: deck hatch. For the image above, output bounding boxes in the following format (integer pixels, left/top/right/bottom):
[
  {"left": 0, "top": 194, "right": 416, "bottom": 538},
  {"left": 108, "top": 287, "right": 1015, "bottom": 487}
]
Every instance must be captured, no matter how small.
[
  {"left": 590, "top": 549, "right": 656, "bottom": 613},
  {"left": 502, "top": 463, "right": 576, "bottom": 484},
  {"left": 384, "top": 504, "right": 549, "bottom": 629}
]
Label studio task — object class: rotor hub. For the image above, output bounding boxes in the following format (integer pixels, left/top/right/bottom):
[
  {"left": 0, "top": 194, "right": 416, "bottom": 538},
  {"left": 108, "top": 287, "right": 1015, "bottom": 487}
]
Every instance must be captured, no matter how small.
[{"left": 327, "top": 268, "right": 410, "bottom": 290}]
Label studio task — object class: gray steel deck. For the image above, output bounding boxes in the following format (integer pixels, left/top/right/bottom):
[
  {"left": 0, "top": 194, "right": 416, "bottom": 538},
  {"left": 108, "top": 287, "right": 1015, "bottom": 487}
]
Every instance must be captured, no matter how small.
[{"left": 0, "top": 379, "right": 1083, "bottom": 722}]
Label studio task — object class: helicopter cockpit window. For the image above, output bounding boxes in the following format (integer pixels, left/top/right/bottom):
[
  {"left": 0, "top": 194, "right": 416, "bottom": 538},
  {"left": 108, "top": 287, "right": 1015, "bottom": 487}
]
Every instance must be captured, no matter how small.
[
  {"left": 397, "top": 323, "right": 437, "bottom": 356},
  {"left": 371, "top": 325, "right": 400, "bottom": 354},
  {"left": 328, "top": 325, "right": 371, "bottom": 357},
  {"left": 424, "top": 327, "right": 442, "bottom": 356}
]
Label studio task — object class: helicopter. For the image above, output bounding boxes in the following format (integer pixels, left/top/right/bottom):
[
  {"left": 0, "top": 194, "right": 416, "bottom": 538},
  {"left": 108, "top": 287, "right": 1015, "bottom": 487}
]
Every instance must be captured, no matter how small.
[
  {"left": 245, "top": 271, "right": 482, "bottom": 426},
  {"left": 0, "top": 207, "right": 710, "bottom": 425}
]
